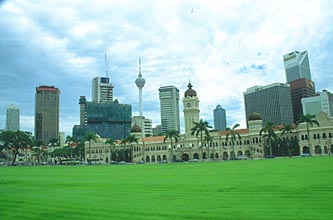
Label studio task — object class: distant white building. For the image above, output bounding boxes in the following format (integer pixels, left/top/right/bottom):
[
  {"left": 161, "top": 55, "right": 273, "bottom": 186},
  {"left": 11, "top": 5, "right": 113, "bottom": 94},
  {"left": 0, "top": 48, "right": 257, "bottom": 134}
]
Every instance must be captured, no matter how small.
[
  {"left": 302, "top": 90, "right": 333, "bottom": 117},
  {"left": 5, "top": 104, "right": 19, "bottom": 131},
  {"left": 92, "top": 77, "right": 114, "bottom": 103}
]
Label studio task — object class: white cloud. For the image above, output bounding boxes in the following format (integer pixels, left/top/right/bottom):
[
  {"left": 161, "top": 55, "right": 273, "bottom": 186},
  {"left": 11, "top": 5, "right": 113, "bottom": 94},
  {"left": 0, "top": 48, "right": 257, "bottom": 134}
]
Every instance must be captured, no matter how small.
[{"left": 0, "top": 0, "right": 332, "bottom": 135}]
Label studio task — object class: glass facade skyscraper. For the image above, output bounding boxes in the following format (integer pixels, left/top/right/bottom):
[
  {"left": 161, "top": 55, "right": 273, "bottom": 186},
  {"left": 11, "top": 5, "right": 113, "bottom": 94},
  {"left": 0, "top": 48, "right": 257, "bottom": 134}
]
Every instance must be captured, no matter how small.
[
  {"left": 283, "top": 50, "right": 311, "bottom": 83},
  {"left": 213, "top": 104, "right": 226, "bottom": 131},
  {"left": 244, "top": 83, "right": 294, "bottom": 127},
  {"left": 73, "top": 97, "right": 131, "bottom": 141}
]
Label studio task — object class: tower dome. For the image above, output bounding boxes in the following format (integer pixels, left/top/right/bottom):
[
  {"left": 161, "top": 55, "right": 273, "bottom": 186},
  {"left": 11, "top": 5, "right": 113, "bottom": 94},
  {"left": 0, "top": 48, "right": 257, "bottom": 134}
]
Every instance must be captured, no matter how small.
[
  {"left": 184, "top": 82, "right": 197, "bottom": 97},
  {"left": 131, "top": 124, "right": 142, "bottom": 133},
  {"left": 249, "top": 112, "right": 262, "bottom": 121}
]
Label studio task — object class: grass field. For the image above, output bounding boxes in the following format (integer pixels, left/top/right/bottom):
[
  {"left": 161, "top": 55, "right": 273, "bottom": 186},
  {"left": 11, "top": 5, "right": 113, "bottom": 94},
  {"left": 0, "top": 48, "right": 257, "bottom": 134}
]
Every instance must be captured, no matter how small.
[{"left": 0, "top": 157, "right": 333, "bottom": 220}]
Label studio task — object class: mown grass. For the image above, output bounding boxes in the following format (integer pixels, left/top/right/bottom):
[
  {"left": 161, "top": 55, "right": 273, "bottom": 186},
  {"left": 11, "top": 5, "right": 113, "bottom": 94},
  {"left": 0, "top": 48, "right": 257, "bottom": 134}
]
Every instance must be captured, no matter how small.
[{"left": 0, "top": 157, "right": 332, "bottom": 220}]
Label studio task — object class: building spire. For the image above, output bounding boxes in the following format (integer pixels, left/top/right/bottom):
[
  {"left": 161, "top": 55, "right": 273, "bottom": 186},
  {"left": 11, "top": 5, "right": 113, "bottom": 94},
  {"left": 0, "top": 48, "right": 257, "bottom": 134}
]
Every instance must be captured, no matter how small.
[
  {"left": 105, "top": 53, "right": 109, "bottom": 77},
  {"left": 139, "top": 57, "right": 142, "bottom": 77}
]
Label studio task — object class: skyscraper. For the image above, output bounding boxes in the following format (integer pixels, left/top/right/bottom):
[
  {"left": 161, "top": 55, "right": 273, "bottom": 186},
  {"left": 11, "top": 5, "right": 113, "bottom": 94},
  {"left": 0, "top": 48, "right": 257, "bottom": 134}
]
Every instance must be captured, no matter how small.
[
  {"left": 35, "top": 86, "right": 60, "bottom": 145},
  {"left": 73, "top": 96, "right": 132, "bottom": 141},
  {"left": 92, "top": 77, "right": 113, "bottom": 103},
  {"left": 5, "top": 104, "right": 19, "bottom": 131},
  {"left": 213, "top": 104, "right": 226, "bottom": 131},
  {"left": 302, "top": 90, "right": 333, "bottom": 117},
  {"left": 284, "top": 50, "right": 315, "bottom": 122},
  {"left": 283, "top": 50, "right": 311, "bottom": 83},
  {"left": 183, "top": 82, "right": 200, "bottom": 136},
  {"left": 244, "top": 83, "right": 294, "bottom": 127},
  {"left": 159, "top": 86, "right": 180, "bottom": 134},
  {"left": 289, "top": 78, "right": 315, "bottom": 122},
  {"left": 135, "top": 58, "right": 145, "bottom": 117}
]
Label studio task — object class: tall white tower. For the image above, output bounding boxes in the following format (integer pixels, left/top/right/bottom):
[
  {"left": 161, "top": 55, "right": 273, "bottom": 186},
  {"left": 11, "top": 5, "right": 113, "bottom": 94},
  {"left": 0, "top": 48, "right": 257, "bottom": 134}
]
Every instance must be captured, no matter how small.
[
  {"left": 135, "top": 58, "right": 145, "bottom": 116},
  {"left": 5, "top": 104, "right": 20, "bottom": 131}
]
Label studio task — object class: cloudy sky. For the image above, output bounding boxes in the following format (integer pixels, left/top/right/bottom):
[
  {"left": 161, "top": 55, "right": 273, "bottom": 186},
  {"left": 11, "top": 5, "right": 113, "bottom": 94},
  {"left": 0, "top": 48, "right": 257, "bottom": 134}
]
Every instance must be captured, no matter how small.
[{"left": 0, "top": 0, "right": 332, "bottom": 135}]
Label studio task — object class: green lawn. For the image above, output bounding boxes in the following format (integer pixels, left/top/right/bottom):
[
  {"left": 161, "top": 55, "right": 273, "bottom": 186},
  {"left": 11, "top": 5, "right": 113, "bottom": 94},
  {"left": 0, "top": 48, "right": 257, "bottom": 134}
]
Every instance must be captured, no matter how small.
[{"left": 0, "top": 157, "right": 332, "bottom": 220}]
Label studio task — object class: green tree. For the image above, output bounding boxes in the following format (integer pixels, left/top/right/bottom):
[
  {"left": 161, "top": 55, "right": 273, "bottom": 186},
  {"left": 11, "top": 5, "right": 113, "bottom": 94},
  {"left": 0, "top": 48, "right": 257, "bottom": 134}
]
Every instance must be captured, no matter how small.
[
  {"left": 126, "top": 135, "right": 138, "bottom": 163},
  {"left": 49, "top": 138, "right": 59, "bottom": 147},
  {"left": 279, "top": 123, "right": 294, "bottom": 157},
  {"left": 84, "top": 132, "right": 97, "bottom": 164},
  {"left": 163, "top": 129, "right": 180, "bottom": 161},
  {"left": 0, "top": 130, "right": 33, "bottom": 165},
  {"left": 191, "top": 119, "right": 212, "bottom": 148},
  {"left": 226, "top": 124, "right": 241, "bottom": 160},
  {"left": 260, "top": 121, "right": 277, "bottom": 157},
  {"left": 105, "top": 138, "right": 116, "bottom": 163},
  {"left": 120, "top": 139, "right": 127, "bottom": 161},
  {"left": 203, "top": 135, "right": 214, "bottom": 159},
  {"left": 65, "top": 135, "right": 75, "bottom": 159},
  {"left": 297, "top": 114, "right": 320, "bottom": 154}
]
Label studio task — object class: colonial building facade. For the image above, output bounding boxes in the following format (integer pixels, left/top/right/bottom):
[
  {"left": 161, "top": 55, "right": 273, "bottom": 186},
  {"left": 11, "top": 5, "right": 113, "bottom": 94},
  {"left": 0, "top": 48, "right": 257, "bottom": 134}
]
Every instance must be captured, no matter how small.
[{"left": 84, "top": 83, "right": 333, "bottom": 164}]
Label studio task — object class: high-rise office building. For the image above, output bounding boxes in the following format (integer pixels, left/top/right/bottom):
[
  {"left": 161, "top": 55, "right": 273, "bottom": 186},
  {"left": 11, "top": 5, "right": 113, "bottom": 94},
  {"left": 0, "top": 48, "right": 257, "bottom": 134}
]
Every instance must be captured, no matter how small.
[
  {"left": 5, "top": 104, "right": 19, "bottom": 131},
  {"left": 302, "top": 90, "right": 333, "bottom": 117},
  {"left": 183, "top": 83, "right": 200, "bottom": 136},
  {"left": 73, "top": 96, "right": 132, "bottom": 141},
  {"left": 159, "top": 86, "right": 180, "bottom": 134},
  {"left": 35, "top": 86, "right": 60, "bottom": 145},
  {"left": 244, "top": 83, "right": 294, "bottom": 127},
  {"left": 92, "top": 77, "right": 113, "bottom": 103},
  {"left": 289, "top": 78, "right": 316, "bottom": 122},
  {"left": 213, "top": 104, "right": 226, "bottom": 131},
  {"left": 283, "top": 50, "right": 311, "bottom": 83}
]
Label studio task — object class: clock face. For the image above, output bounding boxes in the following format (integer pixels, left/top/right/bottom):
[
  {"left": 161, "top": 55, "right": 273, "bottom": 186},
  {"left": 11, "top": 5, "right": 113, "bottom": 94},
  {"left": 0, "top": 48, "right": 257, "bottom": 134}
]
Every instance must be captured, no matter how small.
[{"left": 187, "top": 102, "right": 191, "bottom": 107}]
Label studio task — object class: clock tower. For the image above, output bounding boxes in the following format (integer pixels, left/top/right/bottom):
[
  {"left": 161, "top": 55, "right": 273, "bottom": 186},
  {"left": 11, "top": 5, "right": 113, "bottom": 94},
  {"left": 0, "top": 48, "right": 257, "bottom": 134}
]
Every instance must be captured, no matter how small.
[{"left": 183, "top": 82, "right": 200, "bottom": 136}]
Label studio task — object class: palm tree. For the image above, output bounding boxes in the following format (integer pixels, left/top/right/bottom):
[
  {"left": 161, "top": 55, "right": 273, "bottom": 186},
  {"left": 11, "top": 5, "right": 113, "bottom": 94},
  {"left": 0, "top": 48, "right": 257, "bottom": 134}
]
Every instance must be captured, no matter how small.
[
  {"left": 65, "top": 135, "right": 75, "bottom": 159},
  {"left": 120, "top": 138, "right": 127, "bottom": 161},
  {"left": 260, "top": 121, "right": 277, "bottom": 158},
  {"left": 226, "top": 124, "right": 241, "bottom": 160},
  {"left": 297, "top": 114, "right": 320, "bottom": 154},
  {"left": 191, "top": 119, "right": 212, "bottom": 147},
  {"left": 105, "top": 138, "right": 116, "bottom": 163},
  {"left": 163, "top": 129, "right": 180, "bottom": 162},
  {"left": 126, "top": 135, "right": 138, "bottom": 163},
  {"left": 279, "top": 123, "right": 294, "bottom": 157},
  {"left": 203, "top": 135, "right": 214, "bottom": 159},
  {"left": 84, "top": 132, "right": 97, "bottom": 164}
]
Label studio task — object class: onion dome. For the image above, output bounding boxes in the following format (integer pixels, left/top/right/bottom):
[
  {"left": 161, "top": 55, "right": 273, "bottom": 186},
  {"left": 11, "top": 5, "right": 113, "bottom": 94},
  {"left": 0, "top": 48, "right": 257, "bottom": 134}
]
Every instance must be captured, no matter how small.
[
  {"left": 184, "top": 82, "right": 197, "bottom": 97},
  {"left": 131, "top": 124, "right": 142, "bottom": 132},
  {"left": 248, "top": 112, "right": 262, "bottom": 121}
]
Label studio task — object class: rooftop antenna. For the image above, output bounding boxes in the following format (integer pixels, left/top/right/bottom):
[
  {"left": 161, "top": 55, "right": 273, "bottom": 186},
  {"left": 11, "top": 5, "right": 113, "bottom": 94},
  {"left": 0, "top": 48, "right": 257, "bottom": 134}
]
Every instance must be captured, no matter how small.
[{"left": 105, "top": 52, "right": 109, "bottom": 77}]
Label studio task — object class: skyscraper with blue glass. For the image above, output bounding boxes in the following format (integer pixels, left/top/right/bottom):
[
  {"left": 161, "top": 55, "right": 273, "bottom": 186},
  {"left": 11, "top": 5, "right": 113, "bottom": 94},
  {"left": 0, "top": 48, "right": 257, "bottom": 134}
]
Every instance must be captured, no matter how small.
[{"left": 213, "top": 104, "right": 226, "bottom": 131}]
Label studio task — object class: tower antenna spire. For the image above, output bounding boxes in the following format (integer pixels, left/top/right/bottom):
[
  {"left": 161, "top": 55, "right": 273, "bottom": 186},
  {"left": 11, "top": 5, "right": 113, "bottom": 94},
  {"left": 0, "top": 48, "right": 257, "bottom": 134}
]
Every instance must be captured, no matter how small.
[
  {"left": 105, "top": 53, "right": 109, "bottom": 77},
  {"left": 139, "top": 57, "right": 142, "bottom": 76}
]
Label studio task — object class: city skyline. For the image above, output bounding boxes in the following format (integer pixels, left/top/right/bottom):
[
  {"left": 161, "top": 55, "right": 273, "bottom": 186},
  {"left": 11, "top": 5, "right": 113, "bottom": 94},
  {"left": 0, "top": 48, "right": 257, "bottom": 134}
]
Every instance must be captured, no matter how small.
[{"left": 0, "top": 1, "right": 332, "bottom": 135}]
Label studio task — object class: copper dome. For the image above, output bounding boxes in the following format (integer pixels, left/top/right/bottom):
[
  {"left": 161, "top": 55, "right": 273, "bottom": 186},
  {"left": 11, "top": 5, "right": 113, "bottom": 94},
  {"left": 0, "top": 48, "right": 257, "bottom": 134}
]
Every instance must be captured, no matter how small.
[
  {"left": 184, "top": 82, "right": 197, "bottom": 97},
  {"left": 248, "top": 112, "right": 262, "bottom": 121},
  {"left": 131, "top": 124, "right": 142, "bottom": 132}
]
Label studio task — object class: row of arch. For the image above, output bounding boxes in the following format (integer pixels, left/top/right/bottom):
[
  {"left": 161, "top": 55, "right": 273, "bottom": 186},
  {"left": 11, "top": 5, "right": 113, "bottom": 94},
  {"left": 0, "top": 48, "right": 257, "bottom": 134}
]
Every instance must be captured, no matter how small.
[
  {"left": 302, "top": 145, "right": 333, "bottom": 154},
  {"left": 144, "top": 149, "right": 265, "bottom": 162}
]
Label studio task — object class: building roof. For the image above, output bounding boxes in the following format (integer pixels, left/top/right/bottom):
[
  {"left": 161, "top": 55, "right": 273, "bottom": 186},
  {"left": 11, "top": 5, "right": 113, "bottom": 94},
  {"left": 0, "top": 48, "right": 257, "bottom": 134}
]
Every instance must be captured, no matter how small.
[
  {"left": 131, "top": 124, "right": 142, "bottom": 132},
  {"left": 184, "top": 82, "right": 197, "bottom": 97},
  {"left": 249, "top": 112, "right": 262, "bottom": 121},
  {"left": 142, "top": 136, "right": 165, "bottom": 143},
  {"left": 219, "top": 128, "right": 249, "bottom": 136}
]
